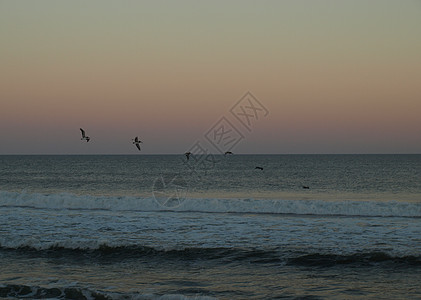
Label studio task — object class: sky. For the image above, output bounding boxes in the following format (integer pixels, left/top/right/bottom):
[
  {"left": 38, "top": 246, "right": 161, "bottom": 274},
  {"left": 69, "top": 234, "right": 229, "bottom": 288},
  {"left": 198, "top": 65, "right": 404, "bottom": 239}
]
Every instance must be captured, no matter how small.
[{"left": 1, "top": 0, "right": 420, "bottom": 154}]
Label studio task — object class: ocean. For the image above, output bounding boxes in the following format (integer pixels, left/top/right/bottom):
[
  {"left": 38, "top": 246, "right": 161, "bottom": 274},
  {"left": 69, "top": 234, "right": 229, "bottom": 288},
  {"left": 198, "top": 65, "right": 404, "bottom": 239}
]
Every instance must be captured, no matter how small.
[{"left": 0, "top": 154, "right": 420, "bottom": 299}]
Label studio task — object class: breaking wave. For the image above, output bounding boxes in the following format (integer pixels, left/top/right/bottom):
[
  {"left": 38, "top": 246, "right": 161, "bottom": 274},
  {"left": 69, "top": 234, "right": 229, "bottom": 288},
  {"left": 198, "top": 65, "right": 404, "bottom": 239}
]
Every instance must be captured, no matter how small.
[
  {"left": 0, "top": 244, "right": 420, "bottom": 268},
  {"left": 1, "top": 190, "right": 420, "bottom": 217}
]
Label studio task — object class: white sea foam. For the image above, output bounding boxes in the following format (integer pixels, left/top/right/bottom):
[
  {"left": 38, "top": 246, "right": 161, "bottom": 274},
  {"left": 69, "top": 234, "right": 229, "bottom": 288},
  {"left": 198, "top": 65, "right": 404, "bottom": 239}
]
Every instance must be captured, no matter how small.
[
  {"left": 0, "top": 190, "right": 420, "bottom": 217},
  {"left": 0, "top": 284, "right": 217, "bottom": 300}
]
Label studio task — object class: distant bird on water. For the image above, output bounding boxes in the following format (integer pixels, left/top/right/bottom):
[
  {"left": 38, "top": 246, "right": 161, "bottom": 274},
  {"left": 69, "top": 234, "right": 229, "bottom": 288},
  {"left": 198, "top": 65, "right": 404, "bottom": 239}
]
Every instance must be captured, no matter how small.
[
  {"left": 132, "top": 136, "right": 142, "bottom": 151},
  {"left": 302, "top": 186, "right": 310, "bottom": 189},
  {"left": 185, "top": 152, "right": 192, "bottom": 161},
  {"left": 80, "top": 128, "right": 90, "bottom": 142},
  {"left": 224, "top": 151, "right": 233, "bottom": 156},
  {"left": 255, "top": 166, "right": 263, "bottom": 170}
]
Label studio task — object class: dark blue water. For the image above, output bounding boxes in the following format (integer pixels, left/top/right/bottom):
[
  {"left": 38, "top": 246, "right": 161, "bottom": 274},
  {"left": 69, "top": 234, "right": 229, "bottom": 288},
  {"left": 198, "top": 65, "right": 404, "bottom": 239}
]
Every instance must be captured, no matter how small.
[{"left": 0, "top": 155, "right": 420, "bottom": 299}]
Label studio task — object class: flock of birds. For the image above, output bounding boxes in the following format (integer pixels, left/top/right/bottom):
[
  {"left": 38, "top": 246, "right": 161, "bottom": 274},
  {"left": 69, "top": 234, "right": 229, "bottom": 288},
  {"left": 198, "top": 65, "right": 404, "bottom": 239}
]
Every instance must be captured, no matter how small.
[{"left": 80, "top": 128, "right": 311, "bottom": 189}]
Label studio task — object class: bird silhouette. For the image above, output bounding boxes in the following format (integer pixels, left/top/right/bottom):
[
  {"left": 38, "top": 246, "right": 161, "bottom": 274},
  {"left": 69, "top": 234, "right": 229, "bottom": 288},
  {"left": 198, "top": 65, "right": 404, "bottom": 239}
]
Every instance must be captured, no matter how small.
[
  {"left": 80, "top": 128, "right": 90, "bottom": 142},
  {"left": 132, "top": 136, "right": 143, "bottom": 151}
]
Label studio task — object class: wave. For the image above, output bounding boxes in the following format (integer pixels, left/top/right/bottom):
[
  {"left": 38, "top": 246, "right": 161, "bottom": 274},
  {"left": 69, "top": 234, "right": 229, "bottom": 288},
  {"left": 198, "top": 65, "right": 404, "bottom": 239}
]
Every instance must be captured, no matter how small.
[
  {"left": 1, "top": 190, "right": 420, "bottom": 217},
  {"left": 1, "top": 244, "right": 420, "bottom": 268},
  {"left": 0, "top": 284, "right": 217, "bottom": 300}
]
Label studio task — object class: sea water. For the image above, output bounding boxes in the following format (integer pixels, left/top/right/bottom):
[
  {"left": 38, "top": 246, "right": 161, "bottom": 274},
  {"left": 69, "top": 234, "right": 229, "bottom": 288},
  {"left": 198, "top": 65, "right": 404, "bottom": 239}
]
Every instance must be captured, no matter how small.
[{"left": 0, "top": 155, "right": 420, "bottom": 299}]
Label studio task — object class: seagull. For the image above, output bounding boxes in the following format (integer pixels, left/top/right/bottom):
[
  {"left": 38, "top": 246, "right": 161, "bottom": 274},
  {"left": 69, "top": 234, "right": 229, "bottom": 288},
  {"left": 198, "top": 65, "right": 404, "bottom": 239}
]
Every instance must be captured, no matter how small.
[
  {"left": 224, "top": 151, "right": 233, "bottom": 156},
  {"left": 80, "top": 128, "right": 90, "bottom": 142},
  {"left": 255, "top": 166, "right": 263, "bottom": 170},
  {"left": 132, "top": 136, "right": 142, "bottom": 151},
  {"left": 185, "top": 152, "right": 192, "bottom": 161}
]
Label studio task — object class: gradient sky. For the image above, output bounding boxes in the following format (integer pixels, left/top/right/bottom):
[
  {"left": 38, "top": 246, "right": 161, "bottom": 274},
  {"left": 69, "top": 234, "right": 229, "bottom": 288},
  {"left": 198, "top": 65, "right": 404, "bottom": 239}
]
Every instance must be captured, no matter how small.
[{"left": 1, "top": 0, "right": 420, "bottom": 154}]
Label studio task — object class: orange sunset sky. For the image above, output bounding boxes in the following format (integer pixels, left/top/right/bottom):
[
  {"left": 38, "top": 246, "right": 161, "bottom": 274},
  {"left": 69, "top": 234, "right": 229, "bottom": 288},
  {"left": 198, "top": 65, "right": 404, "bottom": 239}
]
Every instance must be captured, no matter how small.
[{"left": 1, "top": 1, "right": 420, "bottom": 154}]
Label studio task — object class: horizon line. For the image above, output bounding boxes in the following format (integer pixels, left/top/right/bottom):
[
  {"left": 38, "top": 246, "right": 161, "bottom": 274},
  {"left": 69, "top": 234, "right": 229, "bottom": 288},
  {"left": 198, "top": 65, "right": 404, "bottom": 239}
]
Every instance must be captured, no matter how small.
[{"left": 0, "top": 153, "right": 420, "bottom": 156}]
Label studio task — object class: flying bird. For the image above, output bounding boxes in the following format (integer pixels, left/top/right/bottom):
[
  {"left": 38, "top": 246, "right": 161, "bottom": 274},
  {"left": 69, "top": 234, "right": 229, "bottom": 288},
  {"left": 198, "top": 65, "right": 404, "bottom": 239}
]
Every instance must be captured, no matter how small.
[
  {"left": 80, "top": 128, "right": 90, "bottom": 142},
  {"left": 255, "top": 166, "right": 263, "bottom": 170},
  {"left": 132, "top": 136, "right": 142, "bottom": 151},
  {"left": 185, "top": 152, "right": 192, "bottom": 161}
]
